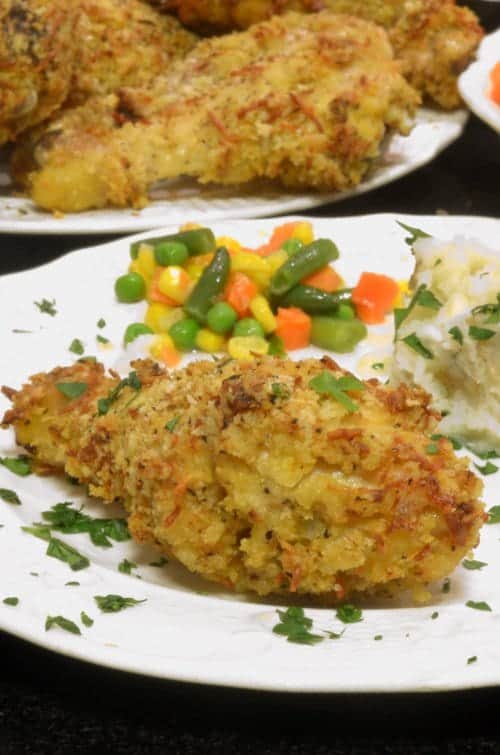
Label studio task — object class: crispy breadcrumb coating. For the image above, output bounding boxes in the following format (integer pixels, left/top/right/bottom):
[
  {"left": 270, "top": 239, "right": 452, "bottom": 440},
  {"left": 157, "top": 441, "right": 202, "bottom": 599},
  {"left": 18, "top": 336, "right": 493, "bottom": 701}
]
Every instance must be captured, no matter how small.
[
  {"left": 0, "top": 0, "right": 77, "bottom": 144},
  {"left": 153, "top": 0, "right": 483, "bottom": 108},
  {"left": 11, "top": 12, "right": 419, "bottom": 213},
  {"left": 2, "top": 356, "right": 485, "bottom": 603}
]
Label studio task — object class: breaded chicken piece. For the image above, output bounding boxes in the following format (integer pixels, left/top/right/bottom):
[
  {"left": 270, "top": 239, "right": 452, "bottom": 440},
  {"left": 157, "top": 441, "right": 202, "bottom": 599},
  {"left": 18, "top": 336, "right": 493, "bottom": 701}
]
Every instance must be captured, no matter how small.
[
  {"left": 68, "top": 0, "right": 197, "bottom": 107},
  {"left": 154, "top": 0, "right": 483, "bottom": 108},
  {"left": 2, "top": 356, "right": 485, "bottom": 602},
  {"left": 0, "top": 0, "right": 77, "bottom": 145},
  {"left": 11, "top": 12, "right": 419, "bottom": 213}
]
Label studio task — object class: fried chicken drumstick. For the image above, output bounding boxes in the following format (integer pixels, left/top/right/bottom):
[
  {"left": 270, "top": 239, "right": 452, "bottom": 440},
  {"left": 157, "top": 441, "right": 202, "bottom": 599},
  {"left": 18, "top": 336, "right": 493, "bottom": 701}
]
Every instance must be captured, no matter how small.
[
  {"left": 11, "top": 12, "right": 418, "bottom": 213},
  {"left": 154, "top": 0, "right": 483, "bottom": 108},
  {"left": 2, "top": 356, "right": 484, "bottom": 602}
]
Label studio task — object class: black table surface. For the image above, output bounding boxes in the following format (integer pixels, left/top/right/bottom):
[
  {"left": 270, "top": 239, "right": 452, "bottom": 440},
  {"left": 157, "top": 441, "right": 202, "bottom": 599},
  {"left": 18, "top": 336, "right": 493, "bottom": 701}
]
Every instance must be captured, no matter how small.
[{"left": 2, "top": 5, "right": 500, "bottom": 753}]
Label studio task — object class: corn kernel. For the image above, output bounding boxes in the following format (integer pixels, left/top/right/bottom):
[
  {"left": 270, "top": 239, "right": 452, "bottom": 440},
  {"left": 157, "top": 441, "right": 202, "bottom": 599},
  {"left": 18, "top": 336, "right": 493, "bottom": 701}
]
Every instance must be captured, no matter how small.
[
  {"left": 129, "top": 243, "right": 156, "bottom": 281},
  {"left": 185, "top": 262, "right": 204, "bottom": 281},
  {"left": 216, "top": 236, "right": 242, "bottom": 254},
  {"left": 144, "top": 302, "right": 183, "bottom": 333},
  {"left": 149, "top": 334, "right": 176, "bottom": 359},
  {"left": 394, "top": 280, "right": 410, "bottom": 308},
  {"left": 291, "top": 222, "right": 314, "bottom": 245},
  {"left": 231, "top": 252, "right": 269, "bottom": 275},
  {"left": 196, "top": 328, "right": 225, "bottom": 353},
  {"left": 228, "top": 336, "right": 269, "bottom": 362},
  {"left": 158, "top": 266, "right": 192, "bottom": 304},
  {"left": 266, "top": 249, "right": 289, "bottom": 275},
  {"left": 249, "top": 295, "right": 277, "bottom": 333},
  {"left": 179, "top": 221, "right": 201, "bottom": 231}
]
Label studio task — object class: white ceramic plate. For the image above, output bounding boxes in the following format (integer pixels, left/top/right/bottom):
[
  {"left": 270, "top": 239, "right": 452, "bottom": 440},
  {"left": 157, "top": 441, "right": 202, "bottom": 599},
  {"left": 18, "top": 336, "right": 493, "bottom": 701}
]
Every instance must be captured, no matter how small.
[
  {"left": 459, "top": 29, "right": 500, "bottom": 133},
  {"left": 0, "top": 108, "right": 467, "bottom": 235},
  {"left": 1, "top": 213, "right": 499, "bottom": 693}
]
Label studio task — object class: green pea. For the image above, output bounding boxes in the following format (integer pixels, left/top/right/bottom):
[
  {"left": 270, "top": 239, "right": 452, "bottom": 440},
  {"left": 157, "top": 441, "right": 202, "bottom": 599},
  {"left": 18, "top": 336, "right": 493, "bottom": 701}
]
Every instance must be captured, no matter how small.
[
  {"left": 233, "top": 318, "right": 265, "bottom": 339},
  {"left": 206, "top": 302, "right": 238, "bottom": 334},
  {"left": 124, "top": 323, "right": 153, "bottom": 345},
  {"left": 281, "top": 238, "right": 304, "bottom": 256},
  {"left": 336, "top": 303, "right": 356, "bottom": 321},
  {"left": 310, "top": 317, "right": 367, "bottom": 353},
  {"left": 168, "top": 318, "right": 200, "bottom": 351},
  {"left": 155, "top": 241, "right": 189, "bottom": 267},
  {"left": 115, "top": 273, "right": 146, "bottom": 303}
]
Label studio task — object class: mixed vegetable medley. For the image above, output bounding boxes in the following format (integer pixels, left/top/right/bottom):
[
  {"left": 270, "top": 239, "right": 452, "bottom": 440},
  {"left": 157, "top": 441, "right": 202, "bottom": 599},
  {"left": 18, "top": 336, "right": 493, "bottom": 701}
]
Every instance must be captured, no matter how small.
[{"left": 115, "top": 221, "right": 401, "bottom": 365}]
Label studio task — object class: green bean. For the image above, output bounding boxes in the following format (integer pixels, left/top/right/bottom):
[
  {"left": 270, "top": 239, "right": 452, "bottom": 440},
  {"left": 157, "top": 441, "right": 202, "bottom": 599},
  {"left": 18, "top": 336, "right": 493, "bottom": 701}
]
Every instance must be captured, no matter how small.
[
  {"left": 279, "top": 285, "right": 352, "bottom": 314},
  {"left": 183, "top": 247, "right": 231, "bottom": 324},
  {"left": 310, "top": 316, "right": 367, "bottom": 353},
  {"left": 269, "top": 239, "right": 339, "bottom": 298},
  {"left": 130, "top": 228, "right": 216, "bottom": 259}
]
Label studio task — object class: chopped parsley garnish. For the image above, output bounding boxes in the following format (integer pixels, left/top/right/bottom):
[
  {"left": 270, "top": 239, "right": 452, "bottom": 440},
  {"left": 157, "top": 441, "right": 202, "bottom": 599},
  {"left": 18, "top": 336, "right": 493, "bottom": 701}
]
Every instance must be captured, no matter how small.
[
  {"left": 448, "top": 326, "right": 463, "bottom": 345},
  {"left": 323, "top": 629, "right": 345, "bottom": 640},
  {"left": 371, "top": 363, "right": 384, "bottom": 370},
  {"left": 22, "top": 524, "right": 52, "bottom": 541},
  {"left": 468, "top": 326, "right": 496, "bottom": 341},
  {"left": 374, "top": 635, "right": 383, "bottom": 641},
  {"left": 78, "top": 356, "right": 97, "bottom": 363},
  {"left": 401, "top": 333, "right": 433, "bottom": 359},
  {"left": 462, "top": 559, "right": 487, "bottom": 570},
  {"left": 97, "top": 318, "right": 106, "bottom": 329},
  {"left": 426, "top": 443, "right": 439, "bottom": 455},
  {"left": 336, "top": 604, "right": 363, "bottom": 624},
  {"left": 472, "top": 293, "right": 500, "bottom": 324},
  {"left": 430, "top": 433, "right": 462, "bottom": 451},
  {"left": 3, "top": 597, "right": 19, "bottom": 606},
  {"left": 45, "top": 615, "right": 81, "bottom": 635},
  {"left": 0, "top": 456, "right": 32, "bottom": 476},
  {"left": 466, "top": 600, "right": 492, "bottom": 612},
  {"left": 81, "top": 611, "right": 94, "bottom": 628},
  {"left": 309, "top": 371, "right": 365, "bottom": 413},
  {"left": 271, "top": 382, "right": 291, "bottom": 400},
  {"left": 65, "top": 581, "right": 80, "bottom": 586},
  {"left": 69, "top": 339, "right": 85, "bottom": 356},
  {"left": 96, "top": 334, "right": 110, "bottom": 345},
  {"left": 0, "top": 488, "right": 21, "bottom": 505},
  {"left": 396, "top": 221, "right": 430, "bottom": 247},
  {"left": 486, "top": 506, "right": 500, "bottom": 524},
  {"left": 30, "top": 572, "right": 39, "bottom": 577},
  {"left": 46, "top": 538, "right": 90, "bottom": 571},
  {"left": 124, "top": 323, "right": 153, "bottom": 345},
  {"left": 118, "top": 558, "right": 137, "bottom": 575},
  {"left": 94, "top": 594, "right": 146, "bottom": 613},
  {"left": 56, "top": 382, "right": 88, "bottom": 400},
  {"left": 431, "top": 611, "right": 439, "bottom": 620},
  {"left": 394, "top": 284, "right": 438, "bottom": 331},
  {"left": 149, "top": 556, "right": 168, "bottom": 567},
  {"left": 165, "top": 416, "right": 180, "bottom": 433},
  {"left": 97, "top": 371, "right": 141, "bottom": 415},
  {"left": 442, "top": 578, "right": 451, "bottom": 594},
  {"left": 272, "top": 607, "right": 323, "bottom": 645},
  {"left": 474, "top": 461, "right": 498, "bottom": 476},
  {"left": 467, "top": 656, "right": 478, "bottom": 665},
  {"left": 41, "top": 501, "right": 130, "bottom": 547},
  {"left": 34, "top": 298, "right": 57, "bottom": 316}
]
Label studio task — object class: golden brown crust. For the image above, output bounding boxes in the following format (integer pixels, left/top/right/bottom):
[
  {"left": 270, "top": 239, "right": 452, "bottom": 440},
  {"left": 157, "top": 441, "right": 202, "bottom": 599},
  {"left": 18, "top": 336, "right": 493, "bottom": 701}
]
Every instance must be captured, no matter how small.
[{"left": 2, "top": 356, "right": 485, "bottom": 602}]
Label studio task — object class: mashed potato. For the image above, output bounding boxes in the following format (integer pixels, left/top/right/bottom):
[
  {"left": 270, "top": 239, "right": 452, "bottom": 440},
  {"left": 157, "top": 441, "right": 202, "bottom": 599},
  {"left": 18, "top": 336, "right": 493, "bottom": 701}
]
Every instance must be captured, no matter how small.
[{"left": 391, "top": 236, "right": 500, "bottom": 455}]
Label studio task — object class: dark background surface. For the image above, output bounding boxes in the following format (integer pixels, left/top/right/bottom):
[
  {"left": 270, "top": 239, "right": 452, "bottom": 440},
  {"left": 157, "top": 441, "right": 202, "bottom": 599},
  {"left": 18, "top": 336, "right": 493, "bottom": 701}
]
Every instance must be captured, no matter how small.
[{"left": 1, "top": 3, "right": 500, "bottom": 753}]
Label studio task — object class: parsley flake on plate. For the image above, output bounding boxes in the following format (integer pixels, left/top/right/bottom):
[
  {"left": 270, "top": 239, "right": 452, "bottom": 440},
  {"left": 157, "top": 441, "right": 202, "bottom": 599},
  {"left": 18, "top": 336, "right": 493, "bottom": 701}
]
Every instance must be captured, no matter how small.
[
  {"left": 467, "top": 655, "right": 478, "bottom": 665},
  {"left": 97, "top": 334, "right": 110, "bottom": 345},
  {"left": 34, "top": 298, "right": 57, "bottom": 316},
  {"left": 97, "top": 371, "right": 141, "bottom": 415},
  {"left": 45, "top": 615, "right": 81, "bottom": 635},
  {"left": 486, "top": 506, "right": 500, "bottom": 524},
  {"left": 466, "top": 600, "right": 492, "bottom": 612},
  {"left": 21, "top": 524, "right": 52, "bottom": 541},
  {"left": 468, "top": 326, "right": 496, "bottom": 342},
  {"left": 3, "top": 597, "right": 19, "bottom": 606},
  {"left": 46, "top": 538, "right": 90, "bottom": 571},
  {"left": 401, "top": 333, "right": 434, "bottom": 359},
  {"left": 272, "top": 606, "right": 324, "bottom": 645},
  {"left": 431, "top": 611, "right": 439, "bottom": 620},
  {"left": 396, "top": 221, "right": 430, "bottom": 247},
  {"left": 41, "top": 501, "right": 130, "bottom": 548},
  {"left": 94, "top": 594, "right": 146, "bottom": 613},
  {"left": 69, "top": 339, "right": 85, "bottom": 356},
  {"left": 309, "top": 371, "right": 365, "bottom": 413},
  {"left": 374, "top": 635, "right": 383, "bottom": 641},
  {"left": 462, "top": 560, "right": 488, "bottom": 570},
  {"left": 149, "top": 556, "right": 168, "bottom": 567},
  {"left": 124, "top": 323, "right": 153, "bottom": 345},
  {"left": 448, "top": 326, "right": 463, "bottom": 345},
  {"left": 0, "top": 456, "right": 32, "bottom": 476},
  {"left": 0, "top": 488, "right": 21, "bottom": 505},
  {"left": 97, "top": 318, "right": 106, "bottom": 329},
  {"left": 118, "top": 558, "right": 137, "bottom": 575},
  {"left": 56, "top": 382, "right": 88, "bottom": 400},
  {"left": 371, "top": 363, "right": 384, "bottom": 370},
  {"left": 442, "top": 578, "right": 451, "bottom": 594},
  {"left": 65, "top": 581, "right": 80, "bottom": 586},
  {"left": 81, "top": 611, "right": 94, "bottom": 628},
  {"left": 336, "top": 604, "right": 363, "bottom": 624},
  {"left": 474, "top": 461, "right": 498, "bottom": 476}
]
